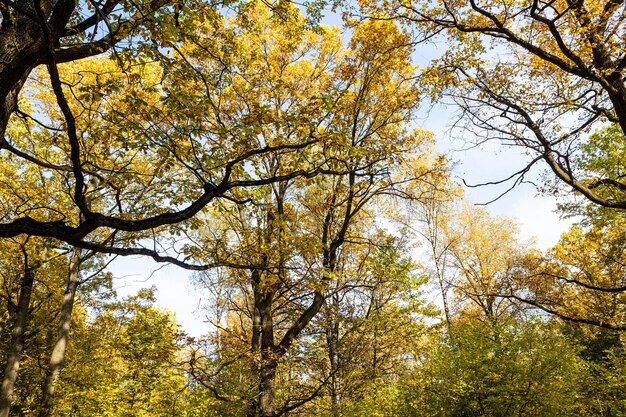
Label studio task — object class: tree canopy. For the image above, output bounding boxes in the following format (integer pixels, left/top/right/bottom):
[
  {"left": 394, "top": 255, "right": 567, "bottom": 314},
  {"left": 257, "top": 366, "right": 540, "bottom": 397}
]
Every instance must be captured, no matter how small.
[{"left": 2, "top": 0, "right": 626, "bottom": 416}]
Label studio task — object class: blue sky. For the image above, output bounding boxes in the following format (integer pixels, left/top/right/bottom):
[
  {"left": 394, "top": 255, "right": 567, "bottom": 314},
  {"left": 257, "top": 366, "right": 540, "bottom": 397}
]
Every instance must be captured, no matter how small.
[
  {"left": 107, "top": 105, "right": 575, "bottom": 337},
  {"left": 106, "top": 12, "right": 576, "bottom": 337}
]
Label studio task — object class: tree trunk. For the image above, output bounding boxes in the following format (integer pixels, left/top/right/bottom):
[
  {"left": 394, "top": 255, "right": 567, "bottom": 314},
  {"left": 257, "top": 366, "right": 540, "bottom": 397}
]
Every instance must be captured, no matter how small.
[
  {"left": 258, "top": 292, "right": 276, "bottom": 417},
  {"left": 326, "top": 294, "right": 340, "bottom": 417},
  {"left": 0, "top": 1, "right": 76, "bottom": 137},
  {"left": 247, "top": 271, "right": 278, "bottom": 417},
  {"left": 259, "top": 356, "right": 277, "bottom": 417},
  {"left": 38, "top": 247, "right": 81, "bottom": 417},
  {"left": 247, "top": 269, "right": 263, "bottom": 417},
  {"left": 0, "top": 262, "right": 35, "bottom": 417}
]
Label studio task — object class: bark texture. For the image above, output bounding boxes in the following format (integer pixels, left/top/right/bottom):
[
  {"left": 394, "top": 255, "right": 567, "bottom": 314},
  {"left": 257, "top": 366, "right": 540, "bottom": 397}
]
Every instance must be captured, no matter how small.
[
  {"left": 38, "top": 247, "right": 81, "bottom": 417},
  {"left": 0, "top": 259, "right": 36, "bottom": 417}
]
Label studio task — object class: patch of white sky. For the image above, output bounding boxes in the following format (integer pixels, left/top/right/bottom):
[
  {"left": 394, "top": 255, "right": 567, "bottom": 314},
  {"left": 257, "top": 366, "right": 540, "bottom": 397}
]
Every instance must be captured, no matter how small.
[
  {"left": 108, "top": 4, "right": 575, "bottom": 336},
  {"left": 407, "top": 26, "right": 576, "bottom": 249},
  {"left": 416, "top": 99, "right": 576, "bottom": 249}
]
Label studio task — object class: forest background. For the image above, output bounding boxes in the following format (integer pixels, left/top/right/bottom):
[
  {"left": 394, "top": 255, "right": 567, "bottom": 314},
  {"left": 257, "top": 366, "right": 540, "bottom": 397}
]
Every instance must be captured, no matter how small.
[{"left": 0, "top": 0, "right": 625, "bottom": 416}]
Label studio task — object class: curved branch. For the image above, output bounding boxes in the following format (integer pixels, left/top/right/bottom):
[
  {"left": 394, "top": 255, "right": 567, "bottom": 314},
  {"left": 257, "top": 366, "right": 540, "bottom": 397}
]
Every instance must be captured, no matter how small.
[
  {"left": 502, "top": 293, "right": 626, "bottom": 330},
  {"left": 61, "top": 0, "right": 119, "bottom": 37}
]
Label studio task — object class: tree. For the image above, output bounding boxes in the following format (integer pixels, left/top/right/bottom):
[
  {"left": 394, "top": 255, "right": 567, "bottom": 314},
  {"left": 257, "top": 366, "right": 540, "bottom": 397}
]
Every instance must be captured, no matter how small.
[
  {"left": 512, "top": 217, "right": 626, "bottom": 329},
  {"left": 412, "top": 316, "right": 583, "bottom": 417},
  {"left": 415, "top": 195, "right": 531, "bottom": 326},
  {"left": 414, "top": 176, "right": 460, "bottom": 328},
  {"left": 0, "top": 0, "right": 341, "bottom": 261},
  {"left": 52, "top": 288, "right": 191, "bottom": 416},
  {"left": 310, "top": 236, "right": 433, "bottom": 417},
  {"left": 0, "top": 0, "right": 172, "bottom": 136},
  {"left": 0, "top": 237, "right": 113, "bottom": 417},
  {"left": 0, "top": 0, "right": 183, "bottom": 244},
  {"left": 0, "top": 238, "right": 41, "bottom": 417},
  {"left": 39, "top": 248, "right": 82, "bottom": 417},
  {"left": 383, "top": 0, "right": 626, "bottom": 210},
  {"left": 181, "top": 10, "right": 444, "bottom": 415},
  {"left": 564, "top": 325, "right": 626, "bottom": 416},
  {"left": 562, "top": 122, "right": 626, "bottom": 220},
  {"left": 445, "top": 203, "right": 530, "bottom": 323},
  {"left": 39, "top": 246, "right": 112, "bottom": 417}
]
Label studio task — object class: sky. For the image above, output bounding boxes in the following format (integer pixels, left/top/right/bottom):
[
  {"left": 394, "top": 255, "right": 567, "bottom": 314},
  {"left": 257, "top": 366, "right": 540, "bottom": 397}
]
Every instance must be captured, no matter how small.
[
  {"left": 108, "top": 109, "right": 576, "bottom": 337},
  {"left": 428, "top": 108, "right": 576, "bottom": 249},
  {"left": 106, "top": 13, "right": 577, "bottom": 337}
]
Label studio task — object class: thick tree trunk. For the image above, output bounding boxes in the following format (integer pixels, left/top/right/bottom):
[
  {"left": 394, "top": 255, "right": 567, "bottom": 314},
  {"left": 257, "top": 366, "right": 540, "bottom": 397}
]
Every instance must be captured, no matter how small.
[
  {"left": 259, "top": 356, "right": 277, "bottom": 417},
  {"left": 38, "top": 247, "right": 81, "bottom": 417},
  {"left": 608, "top": 85, "right": 626, "bottom": 138},
  {"left": 247, "top": 267, "right": 278, "bottom": 417},
  {"left": 0, "top": 1, "right": 76, "bottom": 137},
  {"left": 0, "top": 262, "right": 35, "bottom": 417}
]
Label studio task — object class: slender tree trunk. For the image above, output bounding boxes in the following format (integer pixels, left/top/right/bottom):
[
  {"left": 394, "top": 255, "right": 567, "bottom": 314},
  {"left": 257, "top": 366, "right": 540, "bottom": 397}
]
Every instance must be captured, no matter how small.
[
  {"left": 38, "top": 177, "right": 97, "bottom": 416},
  {"left": 258, "top": 293, "right": 276, "bottom": 417},
  {"left": 39, "top": 247, "right": 81, "bottom": 417},
  {"left": 424, "top": 204, "right": 453, "bottom": 330},
  {"left": 440, "top": 285, "right": 452, "bottom": 329},
  {"left": 248, "top": 269, "right": 263, "bottom": 417},
  {"left": 326, "top": 294, "right": 340, "bottom": 417},
  {"left": 0, "top": 261, "right": 35, "bottom": 417}
]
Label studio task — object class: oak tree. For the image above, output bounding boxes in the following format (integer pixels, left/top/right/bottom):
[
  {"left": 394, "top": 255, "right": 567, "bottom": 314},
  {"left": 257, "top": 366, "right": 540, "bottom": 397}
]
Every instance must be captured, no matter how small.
[{"left": 381, "top": 0, "right": 626, "bottom": 210}]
